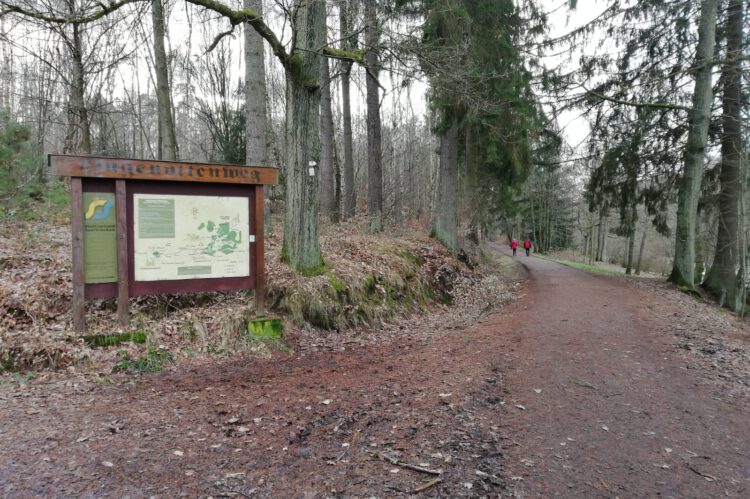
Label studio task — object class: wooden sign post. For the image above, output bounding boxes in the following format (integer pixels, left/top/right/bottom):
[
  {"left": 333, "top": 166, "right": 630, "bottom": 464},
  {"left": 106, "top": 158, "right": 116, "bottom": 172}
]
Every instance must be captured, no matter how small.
[{"left": 51, "top": 155, "right": 279, "bottom": 333}]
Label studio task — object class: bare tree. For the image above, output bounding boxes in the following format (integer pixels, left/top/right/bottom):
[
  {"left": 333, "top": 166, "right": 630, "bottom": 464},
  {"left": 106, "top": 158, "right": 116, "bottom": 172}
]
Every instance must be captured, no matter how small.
[
  {"left": 338, "top": 0, "right": 357, "bottom": 219},
  {"left": 152, "top": 0, "right": 177, "bottom": 160},
  {"left": 364, "top": 0, "right": 382, "bottom": 232},
  {"left": 319, "top": 49, "right": 336, "bottom": 220},
  {"left": 244, "top": 0, "right": 265, "bottom": 166}
]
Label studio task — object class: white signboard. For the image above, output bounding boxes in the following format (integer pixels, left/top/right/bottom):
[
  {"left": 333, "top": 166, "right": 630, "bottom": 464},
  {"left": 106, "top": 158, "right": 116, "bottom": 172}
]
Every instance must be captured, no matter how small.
[{"left": 133, "top": 194, "right": 250, "bottom": 281}]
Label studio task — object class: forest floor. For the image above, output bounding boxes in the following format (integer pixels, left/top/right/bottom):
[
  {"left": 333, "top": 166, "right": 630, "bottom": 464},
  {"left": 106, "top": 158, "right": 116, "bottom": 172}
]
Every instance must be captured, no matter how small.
[{"left": 2, "top": 243, "right": 750, "bottom": 497}]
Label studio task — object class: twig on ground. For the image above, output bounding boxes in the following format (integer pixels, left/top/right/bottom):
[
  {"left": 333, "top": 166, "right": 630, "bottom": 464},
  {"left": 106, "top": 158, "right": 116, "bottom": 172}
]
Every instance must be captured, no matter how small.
[
  {"left": 335, "top": 429, "right": 361, "bottom": 461},
  {"left": 371, "top": 452, "right": 442, "bottom": 475},
  {"left": 573, "top": 379, "right": 597, "bottom": 389},
  {"left": 687, "top": 464, "right": 717, "bottom": 482},
  {"left": 414, "top": 477, "right": 442, "bottom": 493}
]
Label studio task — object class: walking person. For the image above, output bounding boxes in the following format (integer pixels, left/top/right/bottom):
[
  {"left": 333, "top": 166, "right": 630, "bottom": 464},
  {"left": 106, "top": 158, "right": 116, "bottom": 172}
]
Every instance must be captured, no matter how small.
[
  {"left": 511, "top": 238, "right": 518, "bottom": 256},
  {"left": 524, "top": 237, "right": 532, "bottom": 256}
]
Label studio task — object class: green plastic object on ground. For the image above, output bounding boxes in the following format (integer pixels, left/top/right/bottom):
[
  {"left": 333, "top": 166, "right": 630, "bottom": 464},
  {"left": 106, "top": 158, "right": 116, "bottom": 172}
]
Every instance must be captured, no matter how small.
[{"left": 247, "top": 317, "right": 283, "bottom": 340}]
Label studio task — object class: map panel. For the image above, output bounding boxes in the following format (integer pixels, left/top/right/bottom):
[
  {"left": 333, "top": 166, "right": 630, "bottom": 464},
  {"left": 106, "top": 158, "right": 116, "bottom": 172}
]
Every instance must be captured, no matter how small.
[{"left": 133, "top": 194, "right": 250, "bottom": 281}]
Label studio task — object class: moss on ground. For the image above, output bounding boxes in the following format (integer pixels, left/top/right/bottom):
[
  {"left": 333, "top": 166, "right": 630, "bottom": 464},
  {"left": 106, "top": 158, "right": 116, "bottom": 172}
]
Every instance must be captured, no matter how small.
[{"left": 81, "top": 330, "right": 147, "bottom": 348}]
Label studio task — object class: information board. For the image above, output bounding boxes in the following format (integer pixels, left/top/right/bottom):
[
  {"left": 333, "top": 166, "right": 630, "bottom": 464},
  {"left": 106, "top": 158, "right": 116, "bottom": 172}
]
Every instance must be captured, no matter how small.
[
  {"left": 83, "top": 192, "right": 117, "bottom": 283},
  {"left": 133, "top": 194, "right": 251, "bottom": 281},
  {"left": 51, "top": 154, "right": 278, "bottom": 333}
]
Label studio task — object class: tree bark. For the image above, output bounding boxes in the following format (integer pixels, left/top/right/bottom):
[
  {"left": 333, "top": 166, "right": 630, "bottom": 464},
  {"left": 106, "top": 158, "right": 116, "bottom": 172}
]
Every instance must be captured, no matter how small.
[
  {"left": 635, "top": 226, "right": 647, "bottom": 275},
  {"left": 364, "top": 0, "right": 383, "bottom": 232},
  {"left": 319, "top": 52, "right": 335, "bottom": 219},
  {"left": 244, "top": 0, "right": 267, "bottom": 165},
  {"left": 599, "top": 214, "right": 608, "bottom": 261},
  {"left": 732, "top": 158, "right": 747, "bottom": 313},
  {"left": 595, "top": 211, "right": 603, "bottom": 261},
  {"left": 669, "top": 0, "right": 718, "bottom": 288},
  {"left": 281, "top": 0, "right": 324, "bottom": 272},
  {"left": 339, "top": 0, "right": 356, "bottom": 219},
  {"left": 69, "top": 23, "right": 91, "bottom": 154},
  {"left": 434, "top": 119, "right": 458, "bottom": 252},
  {"left": 625, "top": 226, "right": 636, "bottom": 275},
  {"left": 582, "top": 232, "right": 589, "bottom": 261},
  {"left": 244, "top": 0, "right": 270, "bottom": 235},
  {"left": 152, "top": 0, "right": 177, "bottom": 160},
  {"left": 332, "top": 136, "right": 341, "bottom": 223},
  {"left": 703, "top": 0, "right": 742, "bottom": 304}
]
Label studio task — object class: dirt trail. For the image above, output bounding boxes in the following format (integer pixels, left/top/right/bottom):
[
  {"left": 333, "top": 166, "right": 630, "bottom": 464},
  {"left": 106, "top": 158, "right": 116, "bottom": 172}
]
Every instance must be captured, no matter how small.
[
  {"left": 494, "top": 247, "right": 750, "bottom": 497},
  {"left": 1, "top": 248, "right": 749, "bottom": 497}
]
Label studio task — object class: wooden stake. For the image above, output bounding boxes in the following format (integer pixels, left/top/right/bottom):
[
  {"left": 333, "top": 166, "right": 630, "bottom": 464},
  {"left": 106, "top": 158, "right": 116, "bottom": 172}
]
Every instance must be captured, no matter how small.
[
  {"left": 70, "top": 177, "right": 85, "bottom": 333},
  {"left": 254, "top": 185, "right": 265, "bottom": 314},
  {"left": 115, "top": 180, "right": 129, "bottom": 327}
]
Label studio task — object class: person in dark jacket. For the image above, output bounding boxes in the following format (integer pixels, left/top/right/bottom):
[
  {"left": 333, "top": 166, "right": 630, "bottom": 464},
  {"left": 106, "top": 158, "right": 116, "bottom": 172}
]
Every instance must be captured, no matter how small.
[{"left": 524, "top": 238, "right": 532, "bottom": 256}]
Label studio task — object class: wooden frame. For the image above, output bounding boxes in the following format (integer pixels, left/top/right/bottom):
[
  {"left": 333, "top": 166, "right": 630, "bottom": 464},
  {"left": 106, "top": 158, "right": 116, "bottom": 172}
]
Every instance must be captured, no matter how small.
[
  {"left": 50, "top": 155, "right": 277, "bottom": 185},
  {"left": 53, "top": 155, "right": 278, "bottom": 333}
]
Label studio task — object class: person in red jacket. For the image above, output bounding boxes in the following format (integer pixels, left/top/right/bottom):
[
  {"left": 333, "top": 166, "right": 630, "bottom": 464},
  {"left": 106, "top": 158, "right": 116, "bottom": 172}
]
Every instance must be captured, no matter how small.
[
  {"left": 524, "top": 237, "right": 532, "bottom": 256},
  {"left": 511, "top": 238, "right": 518, "bottom": 256}
]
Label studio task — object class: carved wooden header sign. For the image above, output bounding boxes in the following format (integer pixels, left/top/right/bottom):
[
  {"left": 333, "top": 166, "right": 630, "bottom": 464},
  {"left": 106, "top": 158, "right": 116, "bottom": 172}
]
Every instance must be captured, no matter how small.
[{"left": 50, "top": 155, "right": 279, "bottom": 333}]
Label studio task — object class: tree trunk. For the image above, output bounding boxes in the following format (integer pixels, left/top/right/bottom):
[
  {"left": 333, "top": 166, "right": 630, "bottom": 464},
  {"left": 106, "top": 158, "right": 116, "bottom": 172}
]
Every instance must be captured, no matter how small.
[
  {"left": 669, "top": 0, "right": 718, "bottom": 288},
  {"left": 244, "top": 0, "right": 270, "bottom": 234},
  {"left": 332, "top": 136, "right": 341, "bottom": 223},
  {"left": 364, "top": 0, "right": 383, "bottom": 232},
  {"left": 244, "top": 0, "right": 267, "bottom": 165},
  {"left": 582, "top": 232, "right": 589, "bottom": 259},
  {"left": 35, "top": 61, "right": 52, "bottom": 183},
  {"left": 152, "top": 0, "right": 177, "bottom": 160},
  {"left": 625, "top": 224, "right": 636, "bottom": 275},
  {"left": 597, "top": 211, "right": 608, "bottom": 261},
  {"left": 703, "top": 0, "right": 742, "bottom": 304},
  {"left": 732, "top": 156, "right": 747, "bottom": 313},
  {"left": 319, "top": 53, "right": 335, "bottom": 219},
  {"left": 339, "top": 0, "right": 356, "bottom": 219},
  {"left": 281, "top": 0, "right": 324, "bottom": 272},
  {"left": 69, "top": 23, "right": 91, "bottom": 154},
  {"left": 434, "top": 119, "right": 458, "bottom": 252},
  {"left": 635, "top": 226, "right": 647, "bottom": 275}
]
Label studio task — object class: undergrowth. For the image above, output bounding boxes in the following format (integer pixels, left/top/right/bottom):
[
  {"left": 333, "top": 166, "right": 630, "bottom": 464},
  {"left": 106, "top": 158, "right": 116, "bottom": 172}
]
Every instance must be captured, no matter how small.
[
  {"left": 543, "top": 256, "right": 625, "bottom": 276},
  {"left": 269, "top": 244, "right": 454, "bottom": 330},
  {"left": 1, "top": 218, "right": 485, "bottom": 374},
  {"left": 112, "top": 347, "right": 174, "bottom": 373}
]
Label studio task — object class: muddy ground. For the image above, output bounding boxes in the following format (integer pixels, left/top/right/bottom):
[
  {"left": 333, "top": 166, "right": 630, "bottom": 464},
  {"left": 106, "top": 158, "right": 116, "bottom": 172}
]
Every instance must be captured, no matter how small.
[{"left": 1, "top": 246, "right": 749, "bottom": 497}]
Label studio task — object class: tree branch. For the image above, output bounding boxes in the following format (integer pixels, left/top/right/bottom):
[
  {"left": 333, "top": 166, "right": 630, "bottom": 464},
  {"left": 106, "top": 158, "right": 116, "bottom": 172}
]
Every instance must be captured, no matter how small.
[
  {"left": 0, "top": 0, "right": 143, "bottom": 24},
  {"left": 583, "top": 86, "right": 691, "bottom": 113},
  {"left": 321, "top": 46, "right": 364, "bottom": 64},
  {"left": 204, "top": 25, "right": 235, "bottom": 54},
  {"left": 185, "top": 0, "right": 291, "bottom": 73}
]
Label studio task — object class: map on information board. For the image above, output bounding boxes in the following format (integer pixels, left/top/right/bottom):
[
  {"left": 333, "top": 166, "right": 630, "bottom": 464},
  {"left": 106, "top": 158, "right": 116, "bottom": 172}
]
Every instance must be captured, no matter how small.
[{"left": 133, "top": 194, "right": 250, "bottom": 281}]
